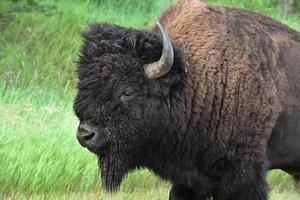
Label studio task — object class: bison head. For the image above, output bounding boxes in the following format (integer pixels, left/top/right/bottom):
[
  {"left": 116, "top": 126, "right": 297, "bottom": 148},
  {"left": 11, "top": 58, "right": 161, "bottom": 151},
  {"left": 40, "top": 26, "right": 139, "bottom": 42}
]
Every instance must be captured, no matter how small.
[{"left": 74, "top": 22, "right": 186, "bottom": 191}]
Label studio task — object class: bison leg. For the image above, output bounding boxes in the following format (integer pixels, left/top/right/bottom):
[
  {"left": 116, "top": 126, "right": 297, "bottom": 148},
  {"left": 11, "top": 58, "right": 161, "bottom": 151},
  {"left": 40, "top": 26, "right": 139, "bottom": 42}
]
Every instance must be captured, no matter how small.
[
  {"left": 215, "top": 161, "right": 268, "bottom": 200},
  {"left": 169, "top": 184, "right": 197, "bottom": 200},
  {"left": 169, "top": 184, "right": 212, "bottom": 200},
  {"left": 294, "top": 175, "right": 300, "bottom": 183}
]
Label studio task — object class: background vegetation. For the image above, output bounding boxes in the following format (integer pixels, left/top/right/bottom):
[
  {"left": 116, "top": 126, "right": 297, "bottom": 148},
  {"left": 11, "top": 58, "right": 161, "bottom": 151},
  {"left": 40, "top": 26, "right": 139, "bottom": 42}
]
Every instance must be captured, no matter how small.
[{"left": 0, "top": 0, "right": 299, "bottom": 199}]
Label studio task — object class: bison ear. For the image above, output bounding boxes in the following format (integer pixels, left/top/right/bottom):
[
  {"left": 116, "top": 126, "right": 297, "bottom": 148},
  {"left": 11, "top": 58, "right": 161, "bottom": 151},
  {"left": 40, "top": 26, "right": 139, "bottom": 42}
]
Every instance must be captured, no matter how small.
[{"left": 133, "top": 33, "right": 163, "bottom": 63}]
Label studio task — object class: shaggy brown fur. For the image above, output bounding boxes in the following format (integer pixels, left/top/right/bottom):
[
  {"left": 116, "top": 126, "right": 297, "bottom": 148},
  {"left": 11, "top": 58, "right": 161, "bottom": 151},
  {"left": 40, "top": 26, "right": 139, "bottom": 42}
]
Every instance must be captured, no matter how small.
[
  {"left": 74, "top": 0, "right": 300, "bottom": 199},
  {"left": 155, "top": 0, "right": 300, "bottom": 198},
  {"left": 157, "top": 0, "right": 299, "bottom": 147}
]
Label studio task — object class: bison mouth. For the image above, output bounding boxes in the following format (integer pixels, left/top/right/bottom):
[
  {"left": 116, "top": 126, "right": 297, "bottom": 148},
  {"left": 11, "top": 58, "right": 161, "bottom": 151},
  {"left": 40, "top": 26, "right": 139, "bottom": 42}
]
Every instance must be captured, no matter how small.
[{"left": 98, "top": 151, "right": 127, "bottom": 192}]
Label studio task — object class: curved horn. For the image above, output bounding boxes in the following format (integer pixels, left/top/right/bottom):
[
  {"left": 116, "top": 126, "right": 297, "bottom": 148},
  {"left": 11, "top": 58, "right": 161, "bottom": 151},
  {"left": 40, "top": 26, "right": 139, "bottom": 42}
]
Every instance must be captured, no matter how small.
[{"left": 144, "top": 22, "right": 174, "bottom": 79}]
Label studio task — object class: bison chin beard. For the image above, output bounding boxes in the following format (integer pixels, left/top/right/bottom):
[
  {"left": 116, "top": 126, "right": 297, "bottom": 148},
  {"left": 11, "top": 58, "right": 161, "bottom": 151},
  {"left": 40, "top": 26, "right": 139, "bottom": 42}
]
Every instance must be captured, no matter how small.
[{"left": 98, "top": 153, "right": 129, "bottom": 192}]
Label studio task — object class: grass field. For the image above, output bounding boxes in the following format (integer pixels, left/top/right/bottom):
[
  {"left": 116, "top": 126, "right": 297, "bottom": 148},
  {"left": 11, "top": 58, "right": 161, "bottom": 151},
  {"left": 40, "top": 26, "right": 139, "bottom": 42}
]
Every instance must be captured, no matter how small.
[{"left": 1, "top": 0, "right": 300, "bottom": 199}]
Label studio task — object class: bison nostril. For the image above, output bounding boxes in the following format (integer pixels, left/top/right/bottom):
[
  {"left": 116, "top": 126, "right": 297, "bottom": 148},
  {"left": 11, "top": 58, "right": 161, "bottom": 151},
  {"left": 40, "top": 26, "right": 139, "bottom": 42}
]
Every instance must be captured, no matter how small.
[
  {"left": 77, "top": 125, "right": 96, "bottom": 142},
  {"left": 76, "top": 124, "right": 109, "bottom": 154},
  {"left": 82, "top": 132, "right": 95, "bottom": 140},
  {"left": 77, "top": 130, "right": 96, "bottom": 148}
]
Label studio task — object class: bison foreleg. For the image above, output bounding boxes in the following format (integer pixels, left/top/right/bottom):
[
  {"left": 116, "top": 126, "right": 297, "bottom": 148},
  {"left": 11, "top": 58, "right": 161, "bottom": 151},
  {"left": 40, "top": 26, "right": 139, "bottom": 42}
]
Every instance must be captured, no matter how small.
[
  {"left": 294, "top": 175, "right": 300, "bottom": 184},
  {"left": 169, "top": 184, "right": 213, "bottom": 200},
  {"left": 215, "top": 161, "right": 268, "bottom": 200},
  {"left": 169, "top": 184, "right": 197, "bottom": 200}
]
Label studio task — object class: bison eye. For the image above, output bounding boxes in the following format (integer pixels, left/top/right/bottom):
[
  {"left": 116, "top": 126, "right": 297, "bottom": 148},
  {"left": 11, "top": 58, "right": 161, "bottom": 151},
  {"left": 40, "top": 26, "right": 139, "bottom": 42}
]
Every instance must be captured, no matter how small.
[
  {"left": 123, "top": 91, "right": 133, "bottom": 96},
  {"left": 120, "top": 93, "right": 135, "bottom": 103},
  {"left": 120, "top": 87, "right": 136, "bottom": 103}
]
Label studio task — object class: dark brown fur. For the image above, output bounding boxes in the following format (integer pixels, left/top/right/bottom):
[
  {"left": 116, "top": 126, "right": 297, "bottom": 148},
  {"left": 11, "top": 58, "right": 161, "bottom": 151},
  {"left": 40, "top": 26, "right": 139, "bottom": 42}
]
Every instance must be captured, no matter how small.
[{"left": 156, "top": 1, "right": 300, "bottom": 198}]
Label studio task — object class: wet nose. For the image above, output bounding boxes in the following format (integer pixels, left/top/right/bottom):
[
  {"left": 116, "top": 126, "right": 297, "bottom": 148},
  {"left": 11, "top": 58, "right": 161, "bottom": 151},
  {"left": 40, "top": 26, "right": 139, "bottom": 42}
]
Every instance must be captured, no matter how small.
[{"left": 76, "top": 123, "right": 96, "bottom": 147}]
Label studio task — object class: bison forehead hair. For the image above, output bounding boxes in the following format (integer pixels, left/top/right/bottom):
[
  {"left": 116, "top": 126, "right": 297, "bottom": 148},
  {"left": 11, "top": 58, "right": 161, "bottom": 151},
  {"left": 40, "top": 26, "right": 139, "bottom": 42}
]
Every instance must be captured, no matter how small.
[{"left": 74, "top": 23, "right": 185, "bottom": 190}]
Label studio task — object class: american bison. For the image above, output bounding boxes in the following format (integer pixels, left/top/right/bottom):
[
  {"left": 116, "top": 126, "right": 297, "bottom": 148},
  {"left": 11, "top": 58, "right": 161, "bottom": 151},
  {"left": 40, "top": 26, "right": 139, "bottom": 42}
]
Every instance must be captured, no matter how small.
[{"left": 74, "top": 0, "right": 300, "bottom": 199}]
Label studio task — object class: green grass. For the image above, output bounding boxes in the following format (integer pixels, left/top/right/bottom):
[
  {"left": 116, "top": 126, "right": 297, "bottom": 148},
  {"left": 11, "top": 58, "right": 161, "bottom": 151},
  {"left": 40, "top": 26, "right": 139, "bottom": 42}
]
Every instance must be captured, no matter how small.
[{"left": 1, "top": 0, "right": 300, "bottom": 199}]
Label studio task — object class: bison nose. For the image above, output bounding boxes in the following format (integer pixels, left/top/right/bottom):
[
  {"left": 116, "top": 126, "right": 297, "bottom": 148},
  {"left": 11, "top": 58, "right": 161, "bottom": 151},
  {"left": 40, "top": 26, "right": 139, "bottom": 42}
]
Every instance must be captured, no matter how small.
[
  {"left": 76, "top": 123, "right": 95, "bottom": 147},
  {"left": 76, "top": 122, "right": 108, "bottom": 153}
]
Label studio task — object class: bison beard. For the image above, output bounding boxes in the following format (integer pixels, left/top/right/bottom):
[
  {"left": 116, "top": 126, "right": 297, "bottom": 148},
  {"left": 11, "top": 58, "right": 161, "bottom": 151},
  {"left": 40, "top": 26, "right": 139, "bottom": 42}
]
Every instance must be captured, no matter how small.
[
  {"left": 95, "top": 120, "right": 146, "bottom": 191},
  {"left": 99, "top": 153, "right": 126, "bottom": 191},
  {"left": 74, "top": 0, "right": 300, "bottom": 199}
]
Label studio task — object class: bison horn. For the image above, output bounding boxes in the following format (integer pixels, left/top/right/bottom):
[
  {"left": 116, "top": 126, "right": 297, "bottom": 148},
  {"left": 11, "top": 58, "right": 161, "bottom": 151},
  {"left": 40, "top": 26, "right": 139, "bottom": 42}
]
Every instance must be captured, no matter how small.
[{"left": 144, "top": 22, "right": 174, "bottom": 79}]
